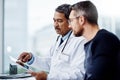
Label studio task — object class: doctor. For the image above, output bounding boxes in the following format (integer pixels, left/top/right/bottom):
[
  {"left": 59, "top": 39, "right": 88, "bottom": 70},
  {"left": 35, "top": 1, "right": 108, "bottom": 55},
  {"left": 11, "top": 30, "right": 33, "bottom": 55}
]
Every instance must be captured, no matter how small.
[{"left": 18, "top": 4, "right": 86, "bottom": 80}]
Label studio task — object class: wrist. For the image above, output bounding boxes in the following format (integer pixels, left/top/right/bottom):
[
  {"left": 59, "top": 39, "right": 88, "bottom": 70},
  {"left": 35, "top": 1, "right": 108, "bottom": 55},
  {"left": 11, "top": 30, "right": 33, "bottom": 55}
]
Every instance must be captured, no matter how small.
[
  {"left": 27, "top": 53, "right": 34, "bottom": 65},
  {"left": 28, "top": 52, "right": 32, "bottom": 61}
]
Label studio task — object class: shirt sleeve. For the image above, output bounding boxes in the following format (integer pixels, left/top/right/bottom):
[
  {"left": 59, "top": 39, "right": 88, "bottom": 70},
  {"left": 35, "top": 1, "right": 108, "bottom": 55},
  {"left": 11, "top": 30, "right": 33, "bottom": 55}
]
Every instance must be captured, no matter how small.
[
  {"left": 26, "top": 45, "right": 55, "bottom": 72},
  {"left": 27, "top": 53, "right": 35, "bottom": 65}
]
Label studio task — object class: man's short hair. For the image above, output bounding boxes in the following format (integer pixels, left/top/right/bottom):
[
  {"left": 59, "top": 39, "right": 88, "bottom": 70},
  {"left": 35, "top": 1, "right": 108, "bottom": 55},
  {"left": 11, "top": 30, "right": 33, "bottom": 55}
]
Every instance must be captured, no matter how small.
[
  {"left": 55, "top": 4, "right": 71, "bottom": 20},
  {"left": 71, "top": 1, "right": 98, "bottom": 25}
]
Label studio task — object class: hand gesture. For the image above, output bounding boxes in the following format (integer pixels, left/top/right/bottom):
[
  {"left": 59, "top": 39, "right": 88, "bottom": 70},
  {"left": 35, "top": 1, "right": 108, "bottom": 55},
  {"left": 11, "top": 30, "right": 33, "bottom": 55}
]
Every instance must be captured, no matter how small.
[
  {"left": 18, "top": 52, "right": 32, "bottom": 63},
  {"left": 28, "top": 71, "right": 47, "bottom": 80}
]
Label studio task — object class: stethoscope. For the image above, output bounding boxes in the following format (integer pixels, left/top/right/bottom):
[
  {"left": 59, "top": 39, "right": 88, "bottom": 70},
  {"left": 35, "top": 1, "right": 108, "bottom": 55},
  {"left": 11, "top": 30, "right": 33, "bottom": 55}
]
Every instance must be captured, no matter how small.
[{"left": 56, "top": 30, "right": 72, "bottom": 53}]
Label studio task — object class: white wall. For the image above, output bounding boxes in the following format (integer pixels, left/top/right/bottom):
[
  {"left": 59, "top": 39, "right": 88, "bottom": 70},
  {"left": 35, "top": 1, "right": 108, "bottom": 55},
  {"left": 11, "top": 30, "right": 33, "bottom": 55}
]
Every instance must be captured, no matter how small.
[{"left": 0, "top": 0, "right": 4, "bottom": 73}]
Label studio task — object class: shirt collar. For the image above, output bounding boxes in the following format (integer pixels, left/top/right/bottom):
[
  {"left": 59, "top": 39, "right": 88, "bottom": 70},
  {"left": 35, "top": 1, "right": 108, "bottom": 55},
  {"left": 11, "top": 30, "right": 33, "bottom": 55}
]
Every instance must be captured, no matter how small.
[{"left": 60, "top": 30, "right": 72, "bottom": 41}]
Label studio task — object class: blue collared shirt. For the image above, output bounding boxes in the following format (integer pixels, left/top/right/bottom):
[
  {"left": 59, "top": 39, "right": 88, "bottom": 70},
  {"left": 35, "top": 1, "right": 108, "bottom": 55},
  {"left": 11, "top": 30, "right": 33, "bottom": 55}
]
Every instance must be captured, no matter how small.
[{"left": 60, "top": 30, "right": 72, "bottom": 41}]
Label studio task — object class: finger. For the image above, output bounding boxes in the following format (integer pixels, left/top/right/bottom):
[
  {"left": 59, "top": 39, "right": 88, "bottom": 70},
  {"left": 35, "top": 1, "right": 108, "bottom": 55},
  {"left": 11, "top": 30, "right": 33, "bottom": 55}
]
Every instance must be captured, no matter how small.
[
  {"left": 28, "top": 71, "right": 37, "bottom": 76},
  {"left": 23, "top": 54, "right": 31, "bottom": 62},
  {"left": 18, "top": 52, "right": 27, "bottom": 60},
  {"left": 18, "top": 52, "right": 30, "bottom": 62}
]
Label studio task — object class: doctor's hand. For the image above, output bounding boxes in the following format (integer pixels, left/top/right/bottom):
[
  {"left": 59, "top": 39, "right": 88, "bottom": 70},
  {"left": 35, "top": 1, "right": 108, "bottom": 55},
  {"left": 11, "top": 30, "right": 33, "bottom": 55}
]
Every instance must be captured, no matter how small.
[
  {"left": 17, "top": 52, "right": 32, "bottom": 63},
  {"left": 28, "top": 71, "right": 47, "bottom": 80}
]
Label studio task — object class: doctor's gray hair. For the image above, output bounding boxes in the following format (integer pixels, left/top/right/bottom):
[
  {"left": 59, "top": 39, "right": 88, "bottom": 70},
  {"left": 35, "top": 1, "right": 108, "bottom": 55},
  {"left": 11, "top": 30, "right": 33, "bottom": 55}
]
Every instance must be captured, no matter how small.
[{"left": 55, "top": 4, "right": 71, "bottom": 20}]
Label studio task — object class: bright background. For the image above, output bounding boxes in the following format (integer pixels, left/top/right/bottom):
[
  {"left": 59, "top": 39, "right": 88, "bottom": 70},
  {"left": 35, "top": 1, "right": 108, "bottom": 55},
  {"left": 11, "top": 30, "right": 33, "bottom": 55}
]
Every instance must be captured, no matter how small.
[{"left": 2, "top": 0, "right": 120, "bottom": 74}]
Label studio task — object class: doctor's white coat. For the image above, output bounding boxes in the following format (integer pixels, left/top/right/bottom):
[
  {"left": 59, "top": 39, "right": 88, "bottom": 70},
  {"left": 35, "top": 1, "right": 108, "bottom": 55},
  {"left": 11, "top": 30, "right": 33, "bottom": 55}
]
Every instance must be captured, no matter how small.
[{"left": 29, "top": 33, "right": 86, "bottom": 80}]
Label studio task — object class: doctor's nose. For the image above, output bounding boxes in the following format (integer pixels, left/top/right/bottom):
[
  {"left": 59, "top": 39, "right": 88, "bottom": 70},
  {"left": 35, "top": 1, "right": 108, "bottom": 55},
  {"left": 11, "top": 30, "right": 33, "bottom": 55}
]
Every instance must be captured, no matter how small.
[{"left": 54, "top": 22, "right": 59, "bottom": 27}]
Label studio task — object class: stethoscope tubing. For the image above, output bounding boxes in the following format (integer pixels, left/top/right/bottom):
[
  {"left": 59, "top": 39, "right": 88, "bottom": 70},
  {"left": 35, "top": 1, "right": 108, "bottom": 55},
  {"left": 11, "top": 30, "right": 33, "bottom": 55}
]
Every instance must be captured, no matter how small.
[{"left": 56, "top": 31, "right": 72, "bottom": 53}]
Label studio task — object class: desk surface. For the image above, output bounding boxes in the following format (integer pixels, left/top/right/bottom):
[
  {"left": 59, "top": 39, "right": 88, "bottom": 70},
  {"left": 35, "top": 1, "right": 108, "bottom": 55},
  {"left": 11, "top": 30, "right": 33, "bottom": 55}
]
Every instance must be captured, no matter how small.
[{"left": 0, "top": 73, "right": 32, "bottom": 79}]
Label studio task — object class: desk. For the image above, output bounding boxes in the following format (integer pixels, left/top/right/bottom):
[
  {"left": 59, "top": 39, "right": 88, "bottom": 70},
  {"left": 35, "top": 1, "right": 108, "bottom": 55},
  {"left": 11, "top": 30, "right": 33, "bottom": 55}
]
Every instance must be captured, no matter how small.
[{"left": 0, "top": 73, "right": 32, "bottom": 79}]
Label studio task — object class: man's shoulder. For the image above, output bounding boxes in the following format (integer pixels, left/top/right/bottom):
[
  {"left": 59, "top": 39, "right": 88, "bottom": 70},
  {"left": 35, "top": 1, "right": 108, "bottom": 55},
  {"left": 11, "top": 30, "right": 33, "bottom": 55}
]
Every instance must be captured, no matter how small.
[
  {"left": 94, "top": 29, "right": 119, "bottom": 43},
  {"left": 91, "top": 29, "right": 120, "bottom": 52}
]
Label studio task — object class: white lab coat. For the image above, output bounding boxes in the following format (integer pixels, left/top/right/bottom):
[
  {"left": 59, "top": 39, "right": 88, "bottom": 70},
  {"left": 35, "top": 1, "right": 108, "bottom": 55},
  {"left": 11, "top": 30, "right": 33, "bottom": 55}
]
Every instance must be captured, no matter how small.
[{"left": 30, "top": 33, "right": 86, "bottom": 80}]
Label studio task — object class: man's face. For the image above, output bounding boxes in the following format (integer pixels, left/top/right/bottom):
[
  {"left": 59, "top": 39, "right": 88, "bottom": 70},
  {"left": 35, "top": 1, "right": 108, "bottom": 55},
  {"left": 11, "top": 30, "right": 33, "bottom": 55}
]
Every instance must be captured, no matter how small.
[
  {"left": 69, "top": 10, "right": 84, "bottom": 37},
  {"left": 53, "top": 11, "right": 70, "bottom": 36}
]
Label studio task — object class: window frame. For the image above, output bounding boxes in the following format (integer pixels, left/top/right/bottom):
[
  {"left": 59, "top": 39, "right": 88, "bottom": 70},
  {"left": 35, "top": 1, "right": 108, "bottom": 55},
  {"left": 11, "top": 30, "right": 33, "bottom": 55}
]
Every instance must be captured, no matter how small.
[{"left": 0, "top": 0, "right": 4, "bottom": 73}]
